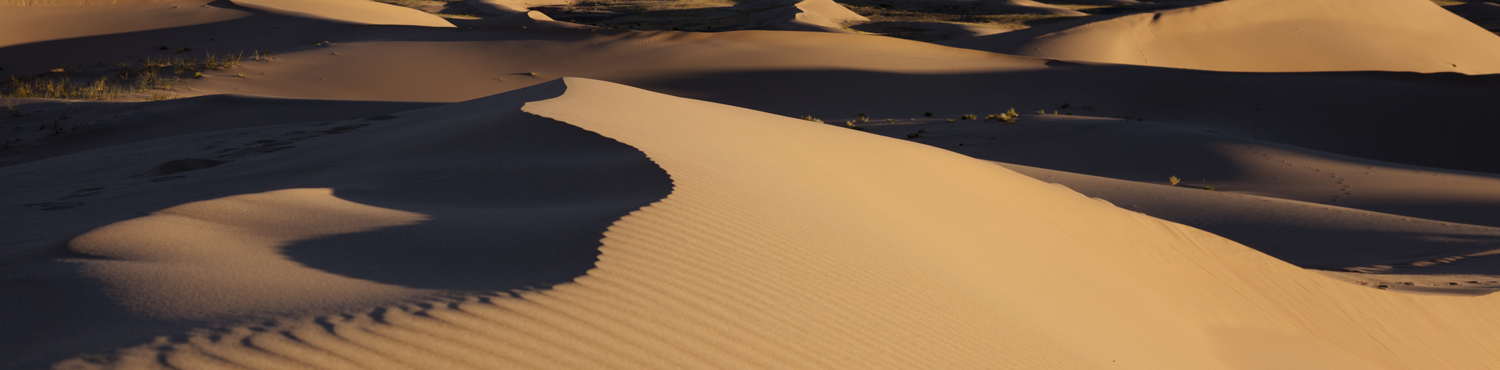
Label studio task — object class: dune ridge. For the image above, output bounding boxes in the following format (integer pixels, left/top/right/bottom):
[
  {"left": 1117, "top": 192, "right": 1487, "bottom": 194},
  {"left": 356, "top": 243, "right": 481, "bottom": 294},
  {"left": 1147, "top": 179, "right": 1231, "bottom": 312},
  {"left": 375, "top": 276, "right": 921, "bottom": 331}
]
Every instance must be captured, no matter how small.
[
  {"left": 32, "top": 78, "right": 1500, "bottom": 369},
  {"left": 946, "top": 0, "right": 1500, "bottom": 73},
  {"left": 229, "top": 0, "right": 455, "bottom": 28}
]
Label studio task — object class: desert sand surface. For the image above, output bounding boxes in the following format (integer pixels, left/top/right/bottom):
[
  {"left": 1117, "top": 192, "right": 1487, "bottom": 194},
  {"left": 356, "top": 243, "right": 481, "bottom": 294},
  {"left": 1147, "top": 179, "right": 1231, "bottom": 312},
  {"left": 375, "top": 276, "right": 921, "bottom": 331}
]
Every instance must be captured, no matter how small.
[
  {"left": 4, "top": 0, "right": 1500, "bottom": 368},
  {"left": 945, "top": 0, "right": 1500, "bottom": 73}
]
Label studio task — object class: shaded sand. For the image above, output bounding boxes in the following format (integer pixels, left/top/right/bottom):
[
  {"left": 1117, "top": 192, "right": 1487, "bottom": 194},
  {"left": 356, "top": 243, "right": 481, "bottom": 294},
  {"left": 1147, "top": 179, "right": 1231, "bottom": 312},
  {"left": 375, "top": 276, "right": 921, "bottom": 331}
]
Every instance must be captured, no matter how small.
[
  {"left": 745, "top": 0, "right": 871, "bottom": 32},
  {"left": 15, "top": 77, "right": 1500, "bottom": 369},
  {"left": 4, "top": 11, "right": 1499, "bottom": 172},
  {"left": 852, "top": 114, "right": 1500, "bottom": 286},
  {"left": 0, "top": 0, "right": 250, "bottom": 48},
  {"left": 945, "top": 0, "right": 1500, "bottom": 73},
  {"left": 0, "top": 81, "right": 670, "bottom": 367},
  {"left": 994, "top": 161, "right": 1500, "bottom": 277},
  {"left": 0, "top": 96, "right": 438, "bottom": 167},
  {"left": 230, "top": 0, "right": 455, "bottom": 27},
  {"left": 0, "top": 0, "right": 171, "bottom": 6},
  {"left": 464, "top": 0, "right": 575, "bottom": 15}
]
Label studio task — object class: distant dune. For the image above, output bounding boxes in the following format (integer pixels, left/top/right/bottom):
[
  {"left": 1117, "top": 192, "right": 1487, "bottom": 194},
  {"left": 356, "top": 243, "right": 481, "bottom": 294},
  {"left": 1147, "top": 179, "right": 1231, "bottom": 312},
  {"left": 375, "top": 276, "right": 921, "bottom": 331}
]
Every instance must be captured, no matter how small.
[
  {"left": 945, "top": 0, "right": 1500, "bottom": 73},
  {"left": 4, "top": 0, "right": 1500, "bottom": 368}
]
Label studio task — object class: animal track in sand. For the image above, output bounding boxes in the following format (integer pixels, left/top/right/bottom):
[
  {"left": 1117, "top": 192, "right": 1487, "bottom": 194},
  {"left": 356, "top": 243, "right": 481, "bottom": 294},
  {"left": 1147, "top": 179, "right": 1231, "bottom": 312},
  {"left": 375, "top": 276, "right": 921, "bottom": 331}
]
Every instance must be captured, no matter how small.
[{"left": 1231, "top": 137, "right": 1352, "bottom": 204}]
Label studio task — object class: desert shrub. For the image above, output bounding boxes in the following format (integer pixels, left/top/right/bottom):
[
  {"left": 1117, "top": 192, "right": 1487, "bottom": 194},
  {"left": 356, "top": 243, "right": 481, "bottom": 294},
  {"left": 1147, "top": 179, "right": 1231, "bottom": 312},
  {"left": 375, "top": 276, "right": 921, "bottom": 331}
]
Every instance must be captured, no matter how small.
[
  {"left": 2, "top": 51, "right": 263, "bottom": 101},
  {"left": 845, "top": 121, "right": 864, "bottom": 131},
  {"left": 985, "top": 108, "right": 1020, "bottom": 123},
  {"left": 1203, "top": 186, "right": 1215, "bottom": 191},
  {"left": 1169, "top": 176, "right": 1180, "bottom": 186},
  {"left": 960, "top": 114, "right": 977, "bottom": 120},
  {"left": 802, "top": 115, "right": 823, "bottom": 123}
]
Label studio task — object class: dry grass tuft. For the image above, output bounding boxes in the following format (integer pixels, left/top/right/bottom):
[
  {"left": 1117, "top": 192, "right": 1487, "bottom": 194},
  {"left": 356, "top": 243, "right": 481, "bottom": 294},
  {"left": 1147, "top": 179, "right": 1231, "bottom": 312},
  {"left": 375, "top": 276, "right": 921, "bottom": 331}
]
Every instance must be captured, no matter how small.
[{"left": 2, "top": 52, "right": 262, "bottom": 101}]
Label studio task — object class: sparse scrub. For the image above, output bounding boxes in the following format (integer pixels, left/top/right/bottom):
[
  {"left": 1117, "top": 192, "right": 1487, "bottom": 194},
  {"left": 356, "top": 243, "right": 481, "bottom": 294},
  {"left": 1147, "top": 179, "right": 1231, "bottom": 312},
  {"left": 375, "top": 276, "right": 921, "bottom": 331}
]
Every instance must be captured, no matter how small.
[
  {"left": 2, "top": 51, "right": 263, "bottom": 101},
  {"left": 906, "top": 128, "right": 926, "bottom": 139},
  {"left": 845, "top": 121, "right": 864, "bottom": 131},
  {"left": 4, "top": 99, "right": 19, "bottom": 117},
  {"left": 801, "top": 115, "right": 823, "bottom": 123},
  {"left": 923, "top": 111, "right": 932, "bottom": 117},
  {"left": 960, "top": 114, "right": 977, "bottom": 120},
  {"left": 945, "top": 118, "right": 954, "bottom": 123},
  {"left": 1169, "top": 176, "right": 1181, "bottom": 186},
  {"left": 985, "top": 108, "right": 1018, "bottom": 123},
  {"left": 1203, "top": 186, "right": 1216, "bottom": 191}
]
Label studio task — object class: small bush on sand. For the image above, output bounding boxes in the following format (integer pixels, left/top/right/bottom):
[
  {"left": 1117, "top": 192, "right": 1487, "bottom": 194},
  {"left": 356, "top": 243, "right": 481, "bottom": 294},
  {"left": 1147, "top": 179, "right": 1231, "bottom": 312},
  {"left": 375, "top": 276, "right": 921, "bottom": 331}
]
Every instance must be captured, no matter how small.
[
  {"left": 1169, "top": 176, "right": 1181, "bottom": 186},
  {"left": 960, "top": 114, "right": 978, "bottom": 120},
  {"left": 986, "top": 108, "right": 1019, "bottom": 123},
  {"left": 3, "top": 52, "right": 262, "bottom": 101},
  {"left": 1203, "top": 186, "right": 1216, "bottom": 191},
  {"left": 845, "top": 121, "right": 864, "bottom": 131},
  {"left": 802, "top": 115, "right": 823, "bottom": 123},
  {"left": 923, "top": 111, "right": 932, "bottom": 117}
]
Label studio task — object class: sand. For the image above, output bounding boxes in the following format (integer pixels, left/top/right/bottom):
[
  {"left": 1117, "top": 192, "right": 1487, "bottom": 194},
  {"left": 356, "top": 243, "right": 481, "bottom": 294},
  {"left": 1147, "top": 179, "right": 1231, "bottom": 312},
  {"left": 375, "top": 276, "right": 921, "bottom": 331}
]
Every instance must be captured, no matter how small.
[
  {"left": 945, "top": 0, "right": 1500, "bottom": 73},
  {"left": 4, "top": 0, "right": 1500, "bottom": 368}
]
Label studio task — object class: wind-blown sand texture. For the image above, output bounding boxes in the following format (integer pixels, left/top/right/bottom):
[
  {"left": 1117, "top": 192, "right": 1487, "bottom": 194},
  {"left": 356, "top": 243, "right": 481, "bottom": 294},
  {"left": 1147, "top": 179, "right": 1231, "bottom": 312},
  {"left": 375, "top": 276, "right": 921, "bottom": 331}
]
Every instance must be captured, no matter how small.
[
  {"left": 946, "top": 0, "right": 1500, "bottom": 73},
  {"left": 4, "top": 0, "right": 1500, "bottom": 368}
]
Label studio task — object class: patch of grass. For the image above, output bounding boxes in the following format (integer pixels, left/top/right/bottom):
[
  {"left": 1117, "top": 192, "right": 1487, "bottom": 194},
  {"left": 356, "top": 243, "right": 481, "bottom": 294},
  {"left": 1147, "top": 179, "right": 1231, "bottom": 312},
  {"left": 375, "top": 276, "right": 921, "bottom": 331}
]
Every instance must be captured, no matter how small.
[
  {"left": 1203, "top": 186, "right": 1216, "bottom": 191},
  {"left": 985, "top": 108, "right": 1018, "bottom": 123},
  {"left": 2, "top": 52, "right": 261, "bottom": 101}
]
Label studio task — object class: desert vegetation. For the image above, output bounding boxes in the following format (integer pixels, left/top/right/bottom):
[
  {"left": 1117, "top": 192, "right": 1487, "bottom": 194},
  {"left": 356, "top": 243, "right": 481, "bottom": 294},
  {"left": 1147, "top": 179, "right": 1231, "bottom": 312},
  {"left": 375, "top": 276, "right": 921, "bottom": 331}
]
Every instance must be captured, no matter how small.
[{"left": 0, "top": 51, "right": 267, "bottom": 101}]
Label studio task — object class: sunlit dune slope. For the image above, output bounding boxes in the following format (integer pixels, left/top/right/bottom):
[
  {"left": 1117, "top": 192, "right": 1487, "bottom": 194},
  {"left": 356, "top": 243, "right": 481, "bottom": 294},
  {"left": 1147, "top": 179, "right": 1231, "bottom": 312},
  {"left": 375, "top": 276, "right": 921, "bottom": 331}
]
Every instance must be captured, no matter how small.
[
  {"left": 945, "top": 0, "right": 1500, "bottom": 73},
  {"left": 11, "top": 78, "right": 1499, "bottom": 369},
  {"left": 229, "top": 0, "right": 455, "bottom": 27}
]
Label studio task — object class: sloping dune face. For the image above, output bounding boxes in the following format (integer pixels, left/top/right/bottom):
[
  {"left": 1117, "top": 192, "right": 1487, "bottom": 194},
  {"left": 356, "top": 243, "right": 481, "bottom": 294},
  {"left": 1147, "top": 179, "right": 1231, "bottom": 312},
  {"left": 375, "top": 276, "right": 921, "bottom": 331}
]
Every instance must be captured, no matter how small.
[
  {"left": 949, "top": 0, "right": 1500, "bottom": 73},
  {"left": 229, "top": 0, "right": 454, "bottom": 27},
  {"left": 47, "top": 78, "right": 1500, "bottom": 369},
  {"left": 0, "top": 83, "right": 671, "bottom": 368}
]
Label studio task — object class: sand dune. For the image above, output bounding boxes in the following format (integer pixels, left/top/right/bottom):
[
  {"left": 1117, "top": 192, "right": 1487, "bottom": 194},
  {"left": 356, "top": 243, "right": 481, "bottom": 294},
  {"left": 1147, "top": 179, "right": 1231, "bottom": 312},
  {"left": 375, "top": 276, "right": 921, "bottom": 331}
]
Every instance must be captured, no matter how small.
[
  {"left": 746, "top": 0, "right": 870, "bottom": 33},
  {"left": 464, "top": 0, "right": 574, "bottom": 15},
  {"left": 9, "top": 78, "right": 1500, "bottom": 369},
  {"left": 945, "top": 0, "right": 1500, "bottom": 73},
  {"left": 6, "top": 0, "right": 1500, "bottom": 368},
  {"left": 229, "top": 0, "right": 455, "bottom": 28},
  {"left": 0, "top": 95, "right": 437, "bottom": 167},
  {"left": 0, "top": 0, "right": 250, "bottom": 48}
]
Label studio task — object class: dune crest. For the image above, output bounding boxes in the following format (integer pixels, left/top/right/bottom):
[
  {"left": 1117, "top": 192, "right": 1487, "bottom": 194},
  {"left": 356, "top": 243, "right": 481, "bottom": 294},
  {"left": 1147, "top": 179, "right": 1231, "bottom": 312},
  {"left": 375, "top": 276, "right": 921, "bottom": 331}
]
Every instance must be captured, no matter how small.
[
  {"left": 230, "top": 0, "right": 455, "bottom": 27},
  {"left": 947, "top": 0, "right": 1500, "bottom": 73},
  {"left": 36, "top": 78, "right": 1500, "bottom": 369},
  {"left": 747, "top": 0, "right": 870, "bottom": 33}
]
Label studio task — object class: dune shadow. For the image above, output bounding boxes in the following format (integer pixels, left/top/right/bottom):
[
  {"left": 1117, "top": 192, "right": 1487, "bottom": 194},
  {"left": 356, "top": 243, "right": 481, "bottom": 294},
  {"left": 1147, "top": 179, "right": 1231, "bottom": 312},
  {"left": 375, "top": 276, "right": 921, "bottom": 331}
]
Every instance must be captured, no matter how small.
[{"left": 271, "top": 93, "right": 674, "bottom": 292}]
